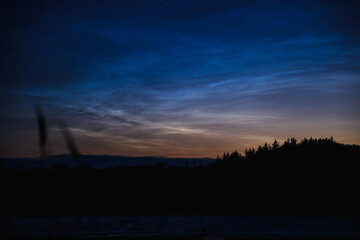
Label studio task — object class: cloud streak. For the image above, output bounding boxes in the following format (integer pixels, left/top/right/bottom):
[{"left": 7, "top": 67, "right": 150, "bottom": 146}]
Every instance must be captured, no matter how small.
[{"left": 1, "top": 0, "right": 359, "bottom": 158}]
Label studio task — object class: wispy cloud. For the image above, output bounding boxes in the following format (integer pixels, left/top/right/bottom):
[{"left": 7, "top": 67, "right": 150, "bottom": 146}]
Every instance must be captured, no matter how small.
[{"left": 1, "top": 0, "right": 359, "bottom": 157}]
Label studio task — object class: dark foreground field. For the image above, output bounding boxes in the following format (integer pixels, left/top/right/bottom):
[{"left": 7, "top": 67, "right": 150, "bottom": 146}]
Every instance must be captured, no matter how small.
[
  {"left": 1, "top": 215, "right": 360, "bottom": 239},
  {"left": 1, "top": 138, "right": 360, "bottom": 239}
]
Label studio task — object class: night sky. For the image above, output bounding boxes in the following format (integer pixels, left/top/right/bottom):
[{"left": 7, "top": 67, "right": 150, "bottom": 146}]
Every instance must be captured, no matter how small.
[{"left": 1, "top": 0, "right": 359, "bottom": 158}]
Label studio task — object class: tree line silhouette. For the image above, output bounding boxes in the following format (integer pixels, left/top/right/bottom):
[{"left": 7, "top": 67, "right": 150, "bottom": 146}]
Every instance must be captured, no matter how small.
[
  {"left": 1, "top": 137, "right": 359, "bottom": 217},
  {"left": 216, "top": 136, "right": 357, "bottom": 163}
]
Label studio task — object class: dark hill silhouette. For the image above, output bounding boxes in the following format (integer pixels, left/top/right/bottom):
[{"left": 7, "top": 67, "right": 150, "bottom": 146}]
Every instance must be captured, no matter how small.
[
  {"left": 0, "top": 154, "right": 215, "bottom": 170},
  {"left": 1, "top": 137, "right": 359, "bottom": 217},
  {"left": 217, "top": 136, "right": 360, "bottom": 167}
]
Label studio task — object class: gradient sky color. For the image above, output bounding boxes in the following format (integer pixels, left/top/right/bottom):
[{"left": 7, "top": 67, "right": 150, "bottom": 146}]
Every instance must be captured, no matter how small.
[{"left": 1, "top": 0, "right": 359, "bottom": 158}]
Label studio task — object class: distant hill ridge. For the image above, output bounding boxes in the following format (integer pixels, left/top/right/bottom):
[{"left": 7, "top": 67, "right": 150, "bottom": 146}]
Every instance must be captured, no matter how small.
[
  {"left": 0, "top": 154, "right": 215, "bottom": 170},
  {"left": 1, "top": 137, "right": 359, "bottom": 171}
]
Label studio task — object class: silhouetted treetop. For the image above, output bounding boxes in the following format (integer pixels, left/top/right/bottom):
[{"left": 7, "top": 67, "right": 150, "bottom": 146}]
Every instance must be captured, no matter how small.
[{"left": 217, "top": 137, "right": 359, "bottom": 165}]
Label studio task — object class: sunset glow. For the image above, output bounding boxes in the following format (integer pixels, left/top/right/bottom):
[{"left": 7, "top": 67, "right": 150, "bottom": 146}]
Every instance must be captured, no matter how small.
[{"left": 1, "top": 0, "right": 359, "bottom": 158}]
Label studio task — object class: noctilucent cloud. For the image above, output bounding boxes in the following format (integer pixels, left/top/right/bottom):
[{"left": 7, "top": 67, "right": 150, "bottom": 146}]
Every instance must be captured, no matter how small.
[{"left": 1, "top": 0, "right": 359, "bottom": 158}]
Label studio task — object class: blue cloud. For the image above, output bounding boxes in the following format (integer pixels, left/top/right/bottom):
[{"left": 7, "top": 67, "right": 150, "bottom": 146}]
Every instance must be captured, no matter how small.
[{"left": 1, "top": 0, "right": 359, "bottom": 157}]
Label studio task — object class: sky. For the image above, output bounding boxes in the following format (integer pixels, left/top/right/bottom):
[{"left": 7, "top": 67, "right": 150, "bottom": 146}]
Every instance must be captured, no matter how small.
[{"left": 0, "top": 0, "right": 359, "bottom": 158}]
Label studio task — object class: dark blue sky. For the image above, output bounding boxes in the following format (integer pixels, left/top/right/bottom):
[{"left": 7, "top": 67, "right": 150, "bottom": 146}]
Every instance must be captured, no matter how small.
[{"left": 1, "top": 0, "right": 359, "bottom": 158}]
